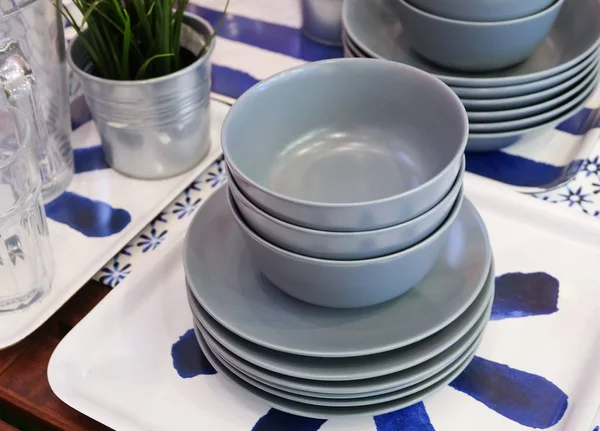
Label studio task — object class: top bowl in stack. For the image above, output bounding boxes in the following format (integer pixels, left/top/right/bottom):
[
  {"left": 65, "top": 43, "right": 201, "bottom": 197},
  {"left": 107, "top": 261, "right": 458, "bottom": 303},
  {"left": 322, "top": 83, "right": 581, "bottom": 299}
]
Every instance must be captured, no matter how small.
[
  {"left": 342, "top": 0, "right": 600, "bottom": 151},
  {"left": 222, "top": 58, "right": 468, "bottom": 308},
  {"left": 396, "top": 0, "right": 564, "bottom": 72}
]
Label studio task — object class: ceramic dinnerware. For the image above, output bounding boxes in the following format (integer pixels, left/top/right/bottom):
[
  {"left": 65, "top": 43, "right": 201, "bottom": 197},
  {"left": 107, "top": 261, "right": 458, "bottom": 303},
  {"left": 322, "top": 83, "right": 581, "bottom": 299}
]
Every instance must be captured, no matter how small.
[
  {"left": 469, "top": 75, "right": 598, "bottom": 133},
  {"left": 468, "top": 64, "right": 599, "bottom": 122},
  {"left": 188, "top": 285, "right": 492, "bottom": 391},
  {"left": 227, "top": 158, "right": 464, "bottom": 260},
  {"left": 183, "top": 185, "right": 492, "bottom": 356},
  {"left": 228, "top": 187, "right": 464, "bottom": 308},
  {"left": 461, "top": 55, "right": 598, "bottom": 110},
  {"left": 195, "top": 329, "right": 478, "bottom": 418},
  {"left": 222, "top": 58, "right": 468, "bottom": 232},
  {"left": 342, "top": 0, "right": 600, "bottom": 87},
  {"left": 395, "top": 0, "right": 564, "bottom": 71},
  {"left": 204, "top": 329, "right": 481, "bottom": 407},
  {"left": 467, "top": 94, "right": 598, "bottom": 151},
  {"left": 451, "top": 49, "right": 598, "bottom": 99}
]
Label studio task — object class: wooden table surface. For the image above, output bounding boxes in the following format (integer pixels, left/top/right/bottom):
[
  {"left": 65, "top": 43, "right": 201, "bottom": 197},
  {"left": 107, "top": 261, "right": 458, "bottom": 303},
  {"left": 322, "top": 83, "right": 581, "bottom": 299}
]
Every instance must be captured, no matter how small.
[{"left": 0, "top": 281, "right": 113, "bottom": 431}]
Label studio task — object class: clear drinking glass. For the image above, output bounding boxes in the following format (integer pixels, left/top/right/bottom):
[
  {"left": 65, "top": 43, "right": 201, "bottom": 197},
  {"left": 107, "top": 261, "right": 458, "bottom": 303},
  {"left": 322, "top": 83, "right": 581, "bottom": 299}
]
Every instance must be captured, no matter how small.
[
  {"left": 0, "top": 75, "right": 53, "bottom": 313},
  {"left": 0, "top": 0, "right": 73, "bottom": 203}
]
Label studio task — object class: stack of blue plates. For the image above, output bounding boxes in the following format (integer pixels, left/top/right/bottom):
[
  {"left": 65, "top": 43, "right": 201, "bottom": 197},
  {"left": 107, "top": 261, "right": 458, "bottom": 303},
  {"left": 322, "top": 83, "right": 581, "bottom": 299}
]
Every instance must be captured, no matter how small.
[{"left": 183, "top": 185, "right": 495, "bottom": 418}]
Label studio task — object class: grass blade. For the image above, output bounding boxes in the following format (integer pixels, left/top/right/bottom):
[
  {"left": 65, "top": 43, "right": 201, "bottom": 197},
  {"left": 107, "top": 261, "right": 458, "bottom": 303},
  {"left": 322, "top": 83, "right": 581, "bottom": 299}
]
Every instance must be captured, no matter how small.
[{"left": 135, "top": 53, "right": 174, "bottom": 80}]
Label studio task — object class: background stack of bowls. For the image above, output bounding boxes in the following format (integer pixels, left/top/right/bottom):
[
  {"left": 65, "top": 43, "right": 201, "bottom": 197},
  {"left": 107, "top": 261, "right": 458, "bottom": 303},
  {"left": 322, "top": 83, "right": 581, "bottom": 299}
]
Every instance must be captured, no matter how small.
[
  {"left": 182, "top": 59, "right": 496, "bottom": 417},
  {"left": 342, "top": 0, "right": 600, "bottom": 151},
  {"left": 222, "top": 58, "right": 467, "bottom": 309}
]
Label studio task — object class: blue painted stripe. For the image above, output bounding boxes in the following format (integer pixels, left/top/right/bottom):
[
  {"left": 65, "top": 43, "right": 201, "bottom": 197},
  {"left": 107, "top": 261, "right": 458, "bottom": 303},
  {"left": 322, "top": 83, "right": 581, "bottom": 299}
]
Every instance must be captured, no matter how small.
[
  {"left": 212, "top": 64, "right": 259, "bottom": 99},
  {"left": 556, "top": 107, "right": 600, "bottom": 135},
  {"left": 491, "top": 272, "right": 559, "bottom": 321},
  {"left": 374, "top": 402, "right": 436, "bottom": 430},
  {"left": 185, "top": 4, "right": 343, "bottom": 62},
  {"left": 251, "top": 409, "right": 326, "bottom": 431},
  {"left": 465, "top": 152, "right": 564, "bottom": 187},
  {"left": 74, "top": 145, "right": 110, "bottom": 173},
  {"left": 450, "top": 356, "right": 568, "bottom": 429}
]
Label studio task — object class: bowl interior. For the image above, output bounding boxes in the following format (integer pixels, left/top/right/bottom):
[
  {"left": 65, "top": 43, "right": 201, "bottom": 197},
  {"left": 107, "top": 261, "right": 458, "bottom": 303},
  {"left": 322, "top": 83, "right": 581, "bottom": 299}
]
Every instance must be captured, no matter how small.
[{"left": 223, "top": 60, "right": 467, "bottom": 205}]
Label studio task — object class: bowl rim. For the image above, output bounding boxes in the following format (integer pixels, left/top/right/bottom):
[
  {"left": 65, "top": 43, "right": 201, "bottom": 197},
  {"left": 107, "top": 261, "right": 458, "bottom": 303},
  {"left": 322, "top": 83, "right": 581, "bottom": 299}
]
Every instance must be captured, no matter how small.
[
  {"left": 227, "top": 184, "right": 465, "bottom": 265},
  {"left": 222, "top": 58, "right": 468, "bottom": 210},
  {"left": 397, "top": 0, "right": 565, "bottom": 27},
  {"left": 228, "top": 157, "right": 465, "bottom": 237}
]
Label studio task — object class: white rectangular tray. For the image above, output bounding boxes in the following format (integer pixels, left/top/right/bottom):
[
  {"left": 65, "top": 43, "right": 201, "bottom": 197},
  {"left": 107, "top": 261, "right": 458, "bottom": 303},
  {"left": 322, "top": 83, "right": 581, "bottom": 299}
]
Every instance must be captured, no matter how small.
[
  {"left": 48, "top": 173, "right": 600, "bottom": 431},
  {"left": 0, "top": 99, "right": 230, "bottom": 350}
]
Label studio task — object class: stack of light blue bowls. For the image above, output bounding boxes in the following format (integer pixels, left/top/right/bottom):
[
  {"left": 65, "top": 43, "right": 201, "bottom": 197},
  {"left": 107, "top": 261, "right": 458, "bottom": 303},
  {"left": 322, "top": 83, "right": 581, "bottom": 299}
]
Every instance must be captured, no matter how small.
[
  {"left": 342, "top": 0, "right": 600, "bottom": 151},
  {"left": 221, "top": 58, "right": 468, "bottom": 309}
]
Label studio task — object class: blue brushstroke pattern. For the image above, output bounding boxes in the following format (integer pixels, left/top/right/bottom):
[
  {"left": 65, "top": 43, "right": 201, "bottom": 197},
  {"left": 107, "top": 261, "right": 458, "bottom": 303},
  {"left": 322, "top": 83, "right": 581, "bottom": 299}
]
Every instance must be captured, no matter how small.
[
  {"left": 251, "top": 409, "right": 327, "bottom": 431},
  {"left": 491, "top": 272, "right": 559, "bottom": 321},
  {"left": 465, "top": 152, "right": 563, "bottom": 187},
  {"left": 185, "top": 4, "right": 343, "bottom": 61},
  {"left": 450, "top": 356, "right": 568, "bottom": 429},
  {"left": 171, "top": 329, "right": 216, "bottom": 378},
  {"left": 593, "top": 426, "right": 599, "bottom": 431},
  {"left": 45, "top": 192, "right": 131, "bottom": 237},
  {"left": 556, "top": 108, "right": 600, "bottom": 135},
  {"left": 212, "top": 64, "right": 260, "bottom": 99},
  {"left": 374, "top": 402, "right": 435, "bottom": 431},
  {"left": 74, "top": 145, "right": 110, "bottom": 173}
]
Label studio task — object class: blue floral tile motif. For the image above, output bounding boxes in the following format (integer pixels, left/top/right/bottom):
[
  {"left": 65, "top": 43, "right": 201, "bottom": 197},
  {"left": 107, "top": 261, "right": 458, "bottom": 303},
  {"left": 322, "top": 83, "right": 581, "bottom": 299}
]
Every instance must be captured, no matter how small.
[
  {"left": 558, "top": 186, "right": 593, "bottom": 208},
  {"left": 173, "top": 192, "right": 202, "bottom": 219},
  {"left": 153, "top": 211, "right": 169, "bottom": 224},
  {"left": 187, "top": 178, "right": 203, "bottom": 193},
  {"left": 118, "top": 244, "right": 134, "bottom": 257},
  {"left": 97, "top": 259, "right": 131, "bottom": 287},
  {"left": 593, "top": 182, "right": 600, "bottom": 195},
  {"left": 205, "top": 159, "right": 226, "bottom": 188},
  {"left": 593, "top": 426, "right": 599, "bottom": 431},
  {"left": 136, "top": 227, "right": 168, "bottom": 253},
  {"left": 582, "top": 156, "right": 600, "bottom": 178}
]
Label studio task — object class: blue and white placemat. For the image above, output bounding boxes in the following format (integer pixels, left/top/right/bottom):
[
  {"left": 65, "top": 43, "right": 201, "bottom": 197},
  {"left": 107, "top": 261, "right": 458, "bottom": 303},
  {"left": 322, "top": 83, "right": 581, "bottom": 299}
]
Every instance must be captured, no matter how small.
[{"left": 49, "top": 172, "right": 600, "bottom": 431}]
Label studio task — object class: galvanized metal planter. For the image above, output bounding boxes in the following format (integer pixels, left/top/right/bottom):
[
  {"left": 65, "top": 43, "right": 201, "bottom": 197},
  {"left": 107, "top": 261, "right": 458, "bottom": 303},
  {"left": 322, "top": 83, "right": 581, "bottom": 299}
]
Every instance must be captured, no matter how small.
[{"left": 67, "top": 13, "right": 214, "bottom": 180}]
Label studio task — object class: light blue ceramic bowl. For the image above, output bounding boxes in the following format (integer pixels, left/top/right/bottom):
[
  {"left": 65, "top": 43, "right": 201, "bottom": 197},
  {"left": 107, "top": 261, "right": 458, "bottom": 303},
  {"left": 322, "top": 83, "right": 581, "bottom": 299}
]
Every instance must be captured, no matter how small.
[
  {"left": 228, "top": 187, "right": 464, "bottom": 308},
  {"left": 396, "top": 0, "right": 564, "bottom": 72},
  {"left": 227, "top": 158, "right": 464, "bottom": 260},
  {"left": 406, "top": 0, "right": 555, "bottom": 22},
  {"left": 222, "top": 58, "right": 468, "bottom": 232}
]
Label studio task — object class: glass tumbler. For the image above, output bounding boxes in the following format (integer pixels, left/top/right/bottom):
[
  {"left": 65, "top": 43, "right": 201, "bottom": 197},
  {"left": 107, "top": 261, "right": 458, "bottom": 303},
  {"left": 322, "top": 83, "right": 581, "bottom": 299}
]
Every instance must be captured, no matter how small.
[{"left": 0, "top": 107, "right": 53, "bottom": 312}]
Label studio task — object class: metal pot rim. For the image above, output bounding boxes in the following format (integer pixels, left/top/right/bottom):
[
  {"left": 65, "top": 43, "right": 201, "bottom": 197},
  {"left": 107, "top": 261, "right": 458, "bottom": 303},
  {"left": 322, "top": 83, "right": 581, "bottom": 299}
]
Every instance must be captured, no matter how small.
[{"left": 66, "top": 12, "right": 215, "bottom": 85}]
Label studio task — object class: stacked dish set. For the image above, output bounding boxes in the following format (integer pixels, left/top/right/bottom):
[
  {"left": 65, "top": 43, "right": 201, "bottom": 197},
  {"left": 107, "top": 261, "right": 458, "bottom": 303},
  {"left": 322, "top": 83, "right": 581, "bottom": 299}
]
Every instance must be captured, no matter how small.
[
  {"left": 342, "top": 0, "right": 600, "bottom": 151},
  {"left": 183, "top": 59, "right": 495, "bottom": 417}
]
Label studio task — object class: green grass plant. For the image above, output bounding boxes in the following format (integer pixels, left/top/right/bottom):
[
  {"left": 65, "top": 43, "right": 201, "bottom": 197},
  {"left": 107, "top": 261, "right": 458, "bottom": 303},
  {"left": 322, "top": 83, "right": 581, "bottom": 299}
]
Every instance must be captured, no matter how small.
[{"left": 59, "top": 0, "right": 229, "bottom": 80}]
